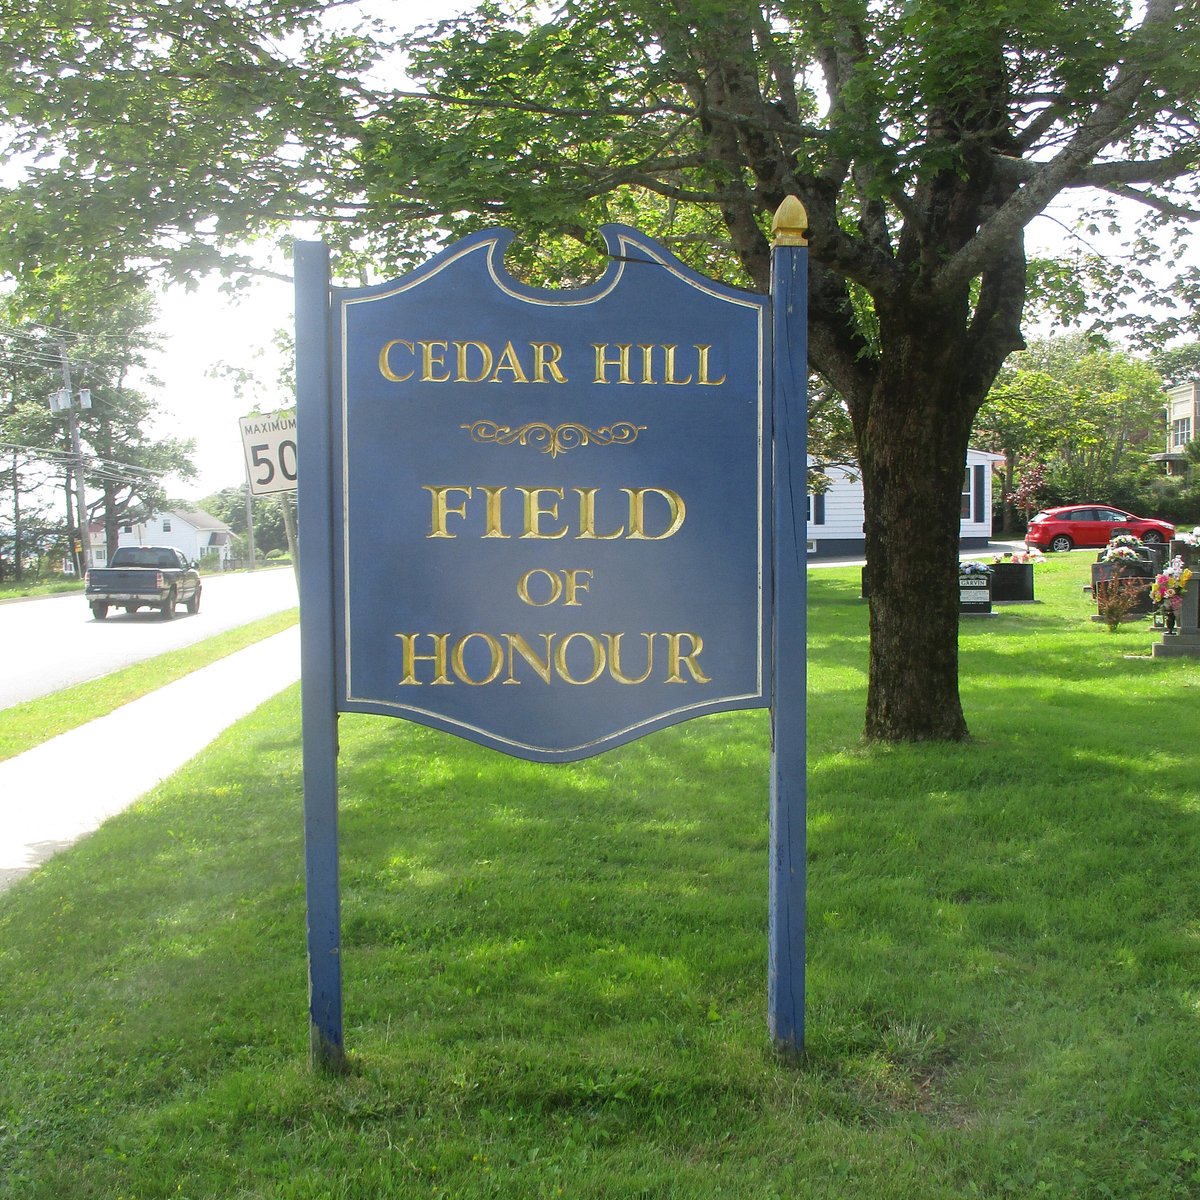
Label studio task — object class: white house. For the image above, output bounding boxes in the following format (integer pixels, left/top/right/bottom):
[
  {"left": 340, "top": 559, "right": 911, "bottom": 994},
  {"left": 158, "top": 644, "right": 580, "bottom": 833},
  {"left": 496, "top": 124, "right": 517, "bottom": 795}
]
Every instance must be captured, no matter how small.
[
  {"left": 1148, "top": 381, "right": 1199, "bottom": 476},
  {"left": 117, "top": 509, "right": 235, "bottom": 566},
  {"left": 807, "top": 449, "right": 1004, "bottom": 559}
]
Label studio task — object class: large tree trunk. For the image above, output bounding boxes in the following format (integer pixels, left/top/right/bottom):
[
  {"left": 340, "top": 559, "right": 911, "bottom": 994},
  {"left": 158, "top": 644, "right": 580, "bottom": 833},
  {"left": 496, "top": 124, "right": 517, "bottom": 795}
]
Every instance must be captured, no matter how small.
[
  {"left": 857, "top": 322, "right": 980, "bottom": 742},
  {"left": 1001, "top": 450, "right": 1016, "bottom": 535}
]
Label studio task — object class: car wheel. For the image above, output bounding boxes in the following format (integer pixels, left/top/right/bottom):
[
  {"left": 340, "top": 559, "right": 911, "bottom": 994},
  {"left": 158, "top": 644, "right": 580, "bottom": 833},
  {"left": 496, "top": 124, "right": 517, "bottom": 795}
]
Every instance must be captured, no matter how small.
[
  {"left": 160, "top": 587, "right": 177, "bottom": 620},
  {"left": 186, "top": 587, "right": 201, "bottom": 615},
  {"left": 1141, "top": 530, "right": 1164, "bottom": 545},
  {"left": 1050, "top": 535, "right": 1073, "bottom": 553},
  {"left": 90, "top": 601, "right": 108, "bottom": 620}
]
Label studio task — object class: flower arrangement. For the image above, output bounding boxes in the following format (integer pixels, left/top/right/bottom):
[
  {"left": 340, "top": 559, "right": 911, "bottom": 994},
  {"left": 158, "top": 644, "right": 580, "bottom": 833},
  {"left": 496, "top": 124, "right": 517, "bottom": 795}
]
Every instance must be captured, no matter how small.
[
  {"left": 1151, "top": 555, "right": 1192, "bottom": 617},
  {"left": 1099, "top": 534, "right": 1148, "bottom": 563},
  {"left": 1176, "top": 530, "right": 1200, "bottom": 548},
  {"left": 959, "top": 560, "right": 993, "bottom": 575},
  {"left": 993, "top": 550, "right": 1044, "bottom": 565}
]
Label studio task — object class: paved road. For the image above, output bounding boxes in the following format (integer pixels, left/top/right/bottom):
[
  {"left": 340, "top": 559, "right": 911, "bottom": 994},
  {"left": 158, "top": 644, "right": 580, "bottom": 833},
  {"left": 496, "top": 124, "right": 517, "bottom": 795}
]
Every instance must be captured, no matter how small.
[{"left": 0, "top": 567, "right": 298, "bottom": 709}]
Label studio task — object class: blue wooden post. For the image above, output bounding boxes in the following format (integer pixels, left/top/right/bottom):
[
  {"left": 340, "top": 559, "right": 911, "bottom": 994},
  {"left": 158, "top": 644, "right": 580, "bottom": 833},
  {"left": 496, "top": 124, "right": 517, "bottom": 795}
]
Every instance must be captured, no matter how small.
[
  {"left": 294, "top": 240, "right": 347, "bottom": 1073},
  {"left": 768, "top": 198, "right": 809, "bottom": 1058}
]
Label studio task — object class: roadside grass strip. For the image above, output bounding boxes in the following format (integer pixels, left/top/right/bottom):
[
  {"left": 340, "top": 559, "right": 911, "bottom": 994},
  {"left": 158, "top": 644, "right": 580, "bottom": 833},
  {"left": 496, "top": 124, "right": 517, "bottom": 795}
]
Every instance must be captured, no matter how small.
[
  {"left": 0, "top": 608, "right": 298, "bottom": 762},
  {"left": 3, "top": 558, "right": 1200, "bottom": 1198}
]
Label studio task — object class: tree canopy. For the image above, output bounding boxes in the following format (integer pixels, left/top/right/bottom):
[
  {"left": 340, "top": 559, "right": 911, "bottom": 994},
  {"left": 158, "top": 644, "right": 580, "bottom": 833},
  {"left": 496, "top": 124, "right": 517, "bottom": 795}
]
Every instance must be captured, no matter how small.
[
  {"left": 3, "top": 0, "right": 1198, "bottom": 739},
  {"left": 976, "top": 333, "right": 1169, "bottom": 525},
  {"left": 0, "top": 281, "right": 196, "bottom": 572}
]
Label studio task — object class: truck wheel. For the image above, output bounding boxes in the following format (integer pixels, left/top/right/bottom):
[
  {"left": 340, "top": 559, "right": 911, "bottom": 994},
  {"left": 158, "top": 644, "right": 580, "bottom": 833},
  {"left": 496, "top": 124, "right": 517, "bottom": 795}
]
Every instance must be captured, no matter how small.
[
  {"left": 160, "top": 587, "right": 177, "bottom": 620},
  {"left": 90, "top": 601, "right": 109, "bottom": 620},
  {"left": 186, "top": 587, "right": 201, "bottom": 615}
]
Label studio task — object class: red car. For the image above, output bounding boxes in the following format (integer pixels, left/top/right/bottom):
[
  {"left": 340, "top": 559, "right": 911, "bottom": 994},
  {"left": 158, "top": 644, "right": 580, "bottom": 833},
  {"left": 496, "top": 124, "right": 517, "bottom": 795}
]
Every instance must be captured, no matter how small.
[{"left": 1025, "top": 505, "right": 1175, "bottom": 553}]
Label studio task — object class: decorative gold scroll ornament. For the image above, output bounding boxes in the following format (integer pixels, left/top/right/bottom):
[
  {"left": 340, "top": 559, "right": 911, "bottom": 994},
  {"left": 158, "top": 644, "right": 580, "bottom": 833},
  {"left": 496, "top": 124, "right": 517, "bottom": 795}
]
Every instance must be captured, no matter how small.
[{"left": 461, "top": 420, "right": 648, "bottom": 458}]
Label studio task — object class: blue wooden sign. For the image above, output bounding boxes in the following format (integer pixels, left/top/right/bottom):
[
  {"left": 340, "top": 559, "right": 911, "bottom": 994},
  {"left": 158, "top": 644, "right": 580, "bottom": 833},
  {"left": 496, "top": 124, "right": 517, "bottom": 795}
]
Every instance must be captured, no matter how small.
[
  {"left": 296, "top": 207, "right": 808, "bottom": 1070},
  {"left": 333, "top": 226, "right": 768, "bottom": 761}
]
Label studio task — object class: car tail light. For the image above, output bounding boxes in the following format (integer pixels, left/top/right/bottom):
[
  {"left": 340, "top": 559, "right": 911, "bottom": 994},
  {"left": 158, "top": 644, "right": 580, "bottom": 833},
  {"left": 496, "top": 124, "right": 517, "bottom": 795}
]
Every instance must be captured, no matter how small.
[
  {"left": 84, "top": 569, "right": 92, "bottom": 586},
  {"left": 155, "top": 571, "right": 164, "bottom": 589}
]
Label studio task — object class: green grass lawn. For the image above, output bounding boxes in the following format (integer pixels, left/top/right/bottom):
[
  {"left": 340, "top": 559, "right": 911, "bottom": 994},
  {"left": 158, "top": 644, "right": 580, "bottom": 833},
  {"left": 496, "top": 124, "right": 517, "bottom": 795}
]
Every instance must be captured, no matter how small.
[
  {"left": 0, "top": 577, "right": 84, "bottom": 600},
  {"left": 2, "top": 556, "right": 1199, "bottom": 1199},
  {"left": 0, "top": 608, "right": 299, "bottom": 762}
]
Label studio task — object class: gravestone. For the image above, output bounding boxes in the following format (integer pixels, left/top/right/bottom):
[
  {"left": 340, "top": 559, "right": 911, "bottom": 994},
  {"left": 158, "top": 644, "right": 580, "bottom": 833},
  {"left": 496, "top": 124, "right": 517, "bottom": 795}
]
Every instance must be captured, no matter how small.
[
  {"left": 959, "top": 570, "right": 992, "bottom": 615},
  {"left": 1153, "top": 542, "right": 1200, "bottom": 658}
]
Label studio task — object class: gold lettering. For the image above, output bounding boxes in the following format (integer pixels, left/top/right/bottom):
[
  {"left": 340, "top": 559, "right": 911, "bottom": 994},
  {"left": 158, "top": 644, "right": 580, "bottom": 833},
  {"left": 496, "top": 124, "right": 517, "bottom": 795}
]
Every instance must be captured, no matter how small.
[
  {"left": 554, "top": 632, "right": 606, "bottom": 685},
  {"left": 663, "top": 344, "right": 693, "bottom": 386},
  {"left": 664, "top": 632, "right": 711, "bottom": 683},
  {"left": 624, "top": 487, "right": 686, "bottom": 540},
  {"left": 562, "top": 568, "right": 593, "bottom": 606},
  {"left": 479, "top": 485, "right": 508, "bottom": 538},
  {"left": 696, "top": 344, "right": 726, "bottom": 386},
  {"left": 574, "top": 487, "right": 625, "bottom": 540},
  {"left": 451, "top": 632, "right": 504, "bottom": 685},
  {"left": 420, "top": 341, "right": 452, "bottom": 383},
  {"left": 593, "top": 343, "right": 633, "bottom": 384},
  {"left": 396, "top": 633, "right": 452, "bottom": 685},
  {"left": 454, "top": 341, "right": 494, "bottom": 383},
  {"left": 532, "top": 342, "right": 567, "bottom": 383},
  {"left": 638, "top": 344, "right": 656, "bottom": 384},
  {"left": 605, "top": 632, "right": 656, "bottom": 685},
  {"left": 397, "top": 630, "right": 711, "bottom": 685},
  {"left": 424, "top": 485, "right": 472, "bottom": 538},
  {"left": 519, "top": 487, "right": 569, "bottom": 539},
  {"left": 503, "top": 633, "right": 554, "bottom": 684},
  {"left": 490, "top": 340, "right": 530, "bottom": 383},
  {"left": 516, "top": 568, "right": 562, "bottom": 606},
  {"left": 379, "top": 339, "right": 415, "bottom": 382}
]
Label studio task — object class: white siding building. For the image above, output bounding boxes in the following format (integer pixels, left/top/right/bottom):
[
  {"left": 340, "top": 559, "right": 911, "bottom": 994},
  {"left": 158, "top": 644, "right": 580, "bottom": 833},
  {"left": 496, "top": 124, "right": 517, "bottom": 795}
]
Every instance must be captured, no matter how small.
[
  {"left": 117, "top": 509, "right": 234, "bottom": 566},
  {"left": 807, "top": 449, "right": 1003, "bottom": 559}
]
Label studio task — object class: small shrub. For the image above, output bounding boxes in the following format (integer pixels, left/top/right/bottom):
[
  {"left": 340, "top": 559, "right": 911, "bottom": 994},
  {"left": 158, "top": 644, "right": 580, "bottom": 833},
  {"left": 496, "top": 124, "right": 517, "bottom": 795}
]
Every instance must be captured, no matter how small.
[{"left": 1095, "top": 576, "right": 1145, "bottom": 632}]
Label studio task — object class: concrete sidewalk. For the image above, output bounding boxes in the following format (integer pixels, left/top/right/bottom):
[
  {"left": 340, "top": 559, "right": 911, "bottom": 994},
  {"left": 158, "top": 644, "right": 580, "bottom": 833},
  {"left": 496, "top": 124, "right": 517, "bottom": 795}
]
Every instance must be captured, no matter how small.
[{"left": 0, "top": 626, "right": 301, "bottom": 893}]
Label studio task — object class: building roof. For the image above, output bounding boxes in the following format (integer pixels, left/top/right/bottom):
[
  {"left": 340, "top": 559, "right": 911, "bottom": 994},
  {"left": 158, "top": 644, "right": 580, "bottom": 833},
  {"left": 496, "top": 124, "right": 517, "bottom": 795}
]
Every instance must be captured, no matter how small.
[{"left": 168, "top": 509, "right": 233, "bottom": 533}]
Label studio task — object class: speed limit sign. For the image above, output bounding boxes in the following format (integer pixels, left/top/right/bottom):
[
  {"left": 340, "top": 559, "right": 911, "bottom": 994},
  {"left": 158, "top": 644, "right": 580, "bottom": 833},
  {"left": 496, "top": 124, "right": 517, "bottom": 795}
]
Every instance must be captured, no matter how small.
[{"left": 239, "top": 410, "right": 298, "bottom": 496}]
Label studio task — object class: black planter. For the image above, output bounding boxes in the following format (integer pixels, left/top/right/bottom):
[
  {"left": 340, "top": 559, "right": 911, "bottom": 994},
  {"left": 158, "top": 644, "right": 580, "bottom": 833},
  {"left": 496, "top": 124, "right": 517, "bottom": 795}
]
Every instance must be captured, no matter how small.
[{"left": 989, "top": 562, "right": 1035, "bottom": 602}]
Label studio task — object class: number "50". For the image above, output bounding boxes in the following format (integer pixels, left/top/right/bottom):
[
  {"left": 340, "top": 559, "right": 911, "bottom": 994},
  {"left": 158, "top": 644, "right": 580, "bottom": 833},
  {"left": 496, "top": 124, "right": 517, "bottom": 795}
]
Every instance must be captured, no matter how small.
[{"left": 250, "top": 440, "right": 298, "bottom": 487}]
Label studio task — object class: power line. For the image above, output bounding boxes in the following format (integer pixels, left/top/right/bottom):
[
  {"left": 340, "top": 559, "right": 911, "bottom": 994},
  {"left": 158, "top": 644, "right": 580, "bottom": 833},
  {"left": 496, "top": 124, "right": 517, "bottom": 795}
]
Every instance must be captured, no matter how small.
[{"left": 0, "top": 441, "right": 169, "bottom": 481}]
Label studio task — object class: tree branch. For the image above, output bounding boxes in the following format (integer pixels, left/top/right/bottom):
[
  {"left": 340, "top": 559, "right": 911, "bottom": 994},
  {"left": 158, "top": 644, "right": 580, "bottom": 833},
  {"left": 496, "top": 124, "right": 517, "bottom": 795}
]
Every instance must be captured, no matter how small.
[{"left": 935, "top": 0, "right": 1194, "bottom": 296}]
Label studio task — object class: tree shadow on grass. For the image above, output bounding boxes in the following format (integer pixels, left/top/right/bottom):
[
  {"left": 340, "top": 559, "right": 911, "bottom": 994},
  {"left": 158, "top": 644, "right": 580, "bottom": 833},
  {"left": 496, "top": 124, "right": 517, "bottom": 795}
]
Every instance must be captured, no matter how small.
[{"left": 6, "top": 672, "right": 1200, "bottom": 1198}]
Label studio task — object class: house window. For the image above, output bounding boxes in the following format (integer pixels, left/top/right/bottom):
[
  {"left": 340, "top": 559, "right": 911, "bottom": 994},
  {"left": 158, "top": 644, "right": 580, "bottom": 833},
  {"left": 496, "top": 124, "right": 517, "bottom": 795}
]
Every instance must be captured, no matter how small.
[
  {"left": 162, "top": 520, "right": 172, "bottom": 532},
  {"left": 807, "top": 492, "right": 826, "bottom": 525},
  {"left": 1172, "top": 417, "right": 1192, "bottom": 449},
  {"left": 120, "top": 524, "right": 132, "bottom": 534},
  {"left": 960, "top": 471, "right": 972, "bottom": 519}
]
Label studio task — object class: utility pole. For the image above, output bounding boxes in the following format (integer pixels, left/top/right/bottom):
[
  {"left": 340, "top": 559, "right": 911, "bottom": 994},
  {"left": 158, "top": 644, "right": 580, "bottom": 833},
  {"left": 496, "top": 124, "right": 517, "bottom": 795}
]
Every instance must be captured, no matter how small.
[
  {"left": 244, "top": 477, "right": 257, "bottom": 570},
  {"left": 56, "top": 339, "right": 91, "bottom": 575}
]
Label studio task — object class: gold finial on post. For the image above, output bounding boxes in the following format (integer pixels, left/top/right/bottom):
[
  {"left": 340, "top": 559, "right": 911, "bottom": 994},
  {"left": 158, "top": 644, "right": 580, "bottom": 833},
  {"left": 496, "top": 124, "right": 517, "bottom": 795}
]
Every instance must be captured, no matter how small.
[{"left": 772, "top": 196, "right": 809, "bottom": 247}]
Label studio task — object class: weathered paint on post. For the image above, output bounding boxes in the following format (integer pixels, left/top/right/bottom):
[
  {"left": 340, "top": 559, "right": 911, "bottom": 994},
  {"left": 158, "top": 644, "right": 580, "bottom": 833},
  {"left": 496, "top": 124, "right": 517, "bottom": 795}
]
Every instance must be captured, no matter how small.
[
  {"left": 768, "top": 197, "right": 809, "bottom": 1057},
  {"left": 295, "top": 240, "right": 347, "bottom": 1073}
]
